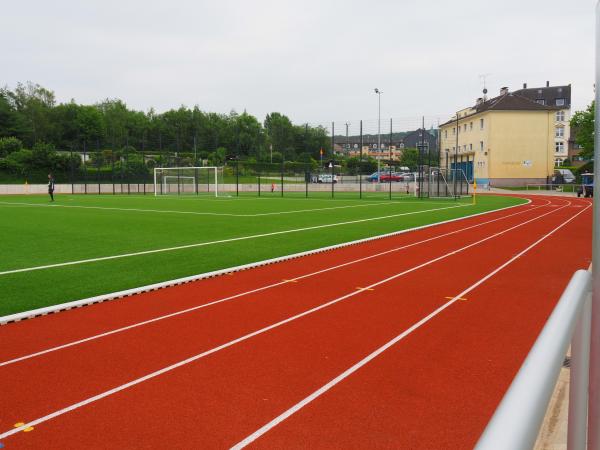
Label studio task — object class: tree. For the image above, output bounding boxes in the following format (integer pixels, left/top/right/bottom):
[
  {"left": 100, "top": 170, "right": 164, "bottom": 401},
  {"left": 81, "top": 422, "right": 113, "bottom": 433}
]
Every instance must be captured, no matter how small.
[
  {"left": 399, "top": 148, "right": 419, "bottom": 170},
  {"left": 4, "top": 82, "right": 56, "bottom": 146},
  {"left": 570, "top": 101, "right": 594, "bottom": 159},
  {"left": 0, "top": 90, "right": 25, "bottom": 138},
  {"left": 264, "top": 113, "right": 295, "bottom": 159},
  {"left": 0, "top": 137, "right": 23, "bottom": 157}
]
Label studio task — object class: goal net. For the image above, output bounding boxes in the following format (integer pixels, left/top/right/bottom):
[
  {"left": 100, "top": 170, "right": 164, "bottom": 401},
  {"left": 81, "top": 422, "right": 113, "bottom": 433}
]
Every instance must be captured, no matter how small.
[
  {"left": 416, "top": 166, "right": 470, "bottom": 198},
  {"left": 154, "top": 167, "right": 224, "bottom": 196}
]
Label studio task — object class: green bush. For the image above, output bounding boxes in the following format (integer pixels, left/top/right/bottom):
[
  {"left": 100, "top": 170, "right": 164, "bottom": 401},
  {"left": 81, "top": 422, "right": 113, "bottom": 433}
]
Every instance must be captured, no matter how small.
[{"left": 0, "top": 137, "right": 23, "bottom": 157}]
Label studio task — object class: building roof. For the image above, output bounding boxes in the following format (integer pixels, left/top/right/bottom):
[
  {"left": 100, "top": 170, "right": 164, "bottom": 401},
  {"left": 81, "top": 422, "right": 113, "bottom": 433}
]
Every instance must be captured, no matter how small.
[
  {"left": 512, "top": 84, "right": 571, "bottom": 108},
  {"left": 440, "top": 92, "right": 559, "bottom": 127}
]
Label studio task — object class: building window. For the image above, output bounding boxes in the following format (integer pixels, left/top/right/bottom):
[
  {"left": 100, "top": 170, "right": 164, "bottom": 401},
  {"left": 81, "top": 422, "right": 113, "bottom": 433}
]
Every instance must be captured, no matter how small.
[
  {"left": 556, "top": 98, "right": 565, "bottom": 106},
  {"left": 469, "top": 143, "right": 473, "bottom": 151},
  {"left": 555, "top": 141, "right": 565, "bottom": 153},
  {"left": 470, "top": 122, "right": 473, "bottom": 130},
  {"left": 556, "top": 111, "right": 565, "bottom": 122},
  {"left": 480, "top": 118, "right": 484, "bottom": 130},
  {"left": 463, "top": 124, "right": 467, "bottom": 132},
  {"left": 555, "top": 127, "right": 564, "bottom": 138},
  {"left": 463, "top": 145, "right": 466, "bottom": 152},
  {"left": 535, "top": 99, "right": 546, "bottom": 105},
  {"left": 444, "top": 130, "right": 447, "bottom": 138},
  {"left": 453, "top": 127, "right": 456, "bottom": 135},
  {"left": 480, "top": 141, "right": 484, "bottom": 151}
]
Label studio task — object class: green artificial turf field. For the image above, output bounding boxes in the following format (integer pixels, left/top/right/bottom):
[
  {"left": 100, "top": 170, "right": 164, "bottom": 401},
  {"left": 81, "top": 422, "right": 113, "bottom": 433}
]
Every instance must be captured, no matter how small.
[{"left": 0, "top": 193, "right": 525, "bottom": 316}]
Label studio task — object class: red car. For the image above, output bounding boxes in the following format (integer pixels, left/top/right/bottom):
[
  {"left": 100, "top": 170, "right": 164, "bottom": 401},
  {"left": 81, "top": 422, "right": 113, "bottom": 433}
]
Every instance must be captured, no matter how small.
[{"left": 378, "top": 173, "right": 402, "bottom": 182}]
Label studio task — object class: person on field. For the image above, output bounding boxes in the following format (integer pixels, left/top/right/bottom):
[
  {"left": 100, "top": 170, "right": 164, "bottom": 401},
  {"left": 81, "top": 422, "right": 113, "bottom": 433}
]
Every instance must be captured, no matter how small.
[
  {"left": 271, "top": 183, "right": 275, "bottom": 193},
  {"left": 48, "top": 173, "right": 55, "bottom": 202}
]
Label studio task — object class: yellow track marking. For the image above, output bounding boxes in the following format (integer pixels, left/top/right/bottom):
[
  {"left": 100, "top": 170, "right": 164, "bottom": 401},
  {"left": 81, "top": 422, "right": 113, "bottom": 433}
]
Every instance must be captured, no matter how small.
[
  {"left": 356, "top": 287, "right": 374, "bottom": 291},
  {"left": 13, "top": 422, "right": 34, "bottom": 432},
  {"left": 445, "top": 296, "right": 468, "bottom": 301},
  {"left": 283, "top": 279, "right": 298, "bottom": 283}
]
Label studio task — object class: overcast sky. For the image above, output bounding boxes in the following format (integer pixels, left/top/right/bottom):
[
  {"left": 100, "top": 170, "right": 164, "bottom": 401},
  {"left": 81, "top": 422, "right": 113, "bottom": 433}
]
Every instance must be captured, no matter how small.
[{"left": 2, "top": 0, "right": 596, "bottom": 129}]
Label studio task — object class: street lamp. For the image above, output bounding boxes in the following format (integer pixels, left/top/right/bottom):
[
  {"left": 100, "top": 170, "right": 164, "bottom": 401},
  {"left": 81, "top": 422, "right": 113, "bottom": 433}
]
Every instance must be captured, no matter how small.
[{"left": 374, "top": 88, "right": 382, "bottom": 182}]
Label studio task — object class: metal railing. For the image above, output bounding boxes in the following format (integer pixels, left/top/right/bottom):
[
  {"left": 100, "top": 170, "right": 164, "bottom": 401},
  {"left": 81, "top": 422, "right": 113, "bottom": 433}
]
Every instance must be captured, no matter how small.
[
  {"left": 476, "top": 270, "right": 592, "bottom": 450},
  {"left": 525, "top": 183, "right": 583, "bottom": 193}
]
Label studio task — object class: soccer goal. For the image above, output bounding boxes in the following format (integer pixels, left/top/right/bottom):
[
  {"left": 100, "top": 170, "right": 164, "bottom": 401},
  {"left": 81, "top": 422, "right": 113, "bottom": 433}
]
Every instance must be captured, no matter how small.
[
  {"left": 415, "top": 167, "right": 470, "bottom": 198},
  {"left": 154, "top": 167, "right": 224, "bottom": 197}
]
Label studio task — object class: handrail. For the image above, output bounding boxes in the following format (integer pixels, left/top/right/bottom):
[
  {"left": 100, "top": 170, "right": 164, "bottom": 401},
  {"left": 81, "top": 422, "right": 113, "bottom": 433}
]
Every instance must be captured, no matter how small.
[{"left": 475, "top": 270, "right": 592, "bottom": 450}]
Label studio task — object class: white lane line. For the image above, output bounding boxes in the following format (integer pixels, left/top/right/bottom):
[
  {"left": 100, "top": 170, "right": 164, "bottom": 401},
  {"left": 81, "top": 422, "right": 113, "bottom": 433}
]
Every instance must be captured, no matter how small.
[
  {"left": 0, "top": 200, "right": 550, "bottom": 367},
  {"left": 231, "top": 200, "right": 589, "bottom": 449},
  {"left": 0, "top": 200, "right": 411, "bottom": 217},
  {"left": 0, "top": 201, "right": 569, "bottom": 440},
  {"left": 0, "top": 204, "right": 469, "bottom": 276}
]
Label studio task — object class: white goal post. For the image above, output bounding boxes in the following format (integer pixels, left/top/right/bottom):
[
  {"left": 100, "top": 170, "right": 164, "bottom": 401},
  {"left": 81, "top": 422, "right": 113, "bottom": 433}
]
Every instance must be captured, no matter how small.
[{"left": 154, "top": 167, "right": 221, "bottom": 197}]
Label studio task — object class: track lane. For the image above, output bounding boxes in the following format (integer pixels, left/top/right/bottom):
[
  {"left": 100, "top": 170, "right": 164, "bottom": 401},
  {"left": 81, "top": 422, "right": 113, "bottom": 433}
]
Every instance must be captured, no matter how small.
[
  {"left": 0, "top": 196, "right": 584, "bottom": 446},
  {"left": 241, "top": 198, "right": 592, "bottom": 449}
]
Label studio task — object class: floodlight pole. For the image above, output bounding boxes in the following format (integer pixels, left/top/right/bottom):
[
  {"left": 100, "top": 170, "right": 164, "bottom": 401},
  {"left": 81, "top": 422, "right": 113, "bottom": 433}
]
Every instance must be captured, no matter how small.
[
  {"left": 375, "top": 89, "right": 382, "bottom": 182},
  {"left": 589, "top": 3, "right": 600, "bottom": 447}
]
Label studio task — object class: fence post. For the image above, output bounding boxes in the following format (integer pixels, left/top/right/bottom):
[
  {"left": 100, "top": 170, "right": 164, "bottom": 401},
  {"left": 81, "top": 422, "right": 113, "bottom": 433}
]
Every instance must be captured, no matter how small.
[
  {"left": 360, "top": 120, "right": 363, "bottom": 199},
  {"left": 96, "top": 140, "right": 101, "bottom": 194},
  {"left": 83, "top": 140, "right": 88, "bottom": 194},
  {"left": 331, "top": 160, "right": 334, "bottom": 198},
  {"left": 305, "top": 163, "right": 309, "bottom": 198},
  {"left": 70, "top": 147, "right": 74, "bottom": 194}
]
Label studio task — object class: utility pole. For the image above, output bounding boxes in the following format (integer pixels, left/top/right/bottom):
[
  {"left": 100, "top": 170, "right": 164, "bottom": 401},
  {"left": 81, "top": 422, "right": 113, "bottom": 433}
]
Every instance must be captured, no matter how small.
[
  {"left": 345, "top": 122, "right": 351, "bottom": 155},
  {"left": 454, "top": 113, "right": 459, "bottom": 198},
  {"left": 375, "top": 88, "right": 382, "bottom": 182}
]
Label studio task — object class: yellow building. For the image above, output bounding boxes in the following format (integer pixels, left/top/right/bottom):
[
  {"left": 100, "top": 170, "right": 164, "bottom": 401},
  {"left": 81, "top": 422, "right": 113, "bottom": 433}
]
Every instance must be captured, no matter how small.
[{"left": 440, "top": 87, "right": 559, "bottom": 187}]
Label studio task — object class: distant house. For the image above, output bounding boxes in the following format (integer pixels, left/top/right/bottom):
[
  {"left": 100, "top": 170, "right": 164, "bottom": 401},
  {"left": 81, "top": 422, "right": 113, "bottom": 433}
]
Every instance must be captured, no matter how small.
[{"left": 337, "top": 128, "right": 437, "bottom": 161}]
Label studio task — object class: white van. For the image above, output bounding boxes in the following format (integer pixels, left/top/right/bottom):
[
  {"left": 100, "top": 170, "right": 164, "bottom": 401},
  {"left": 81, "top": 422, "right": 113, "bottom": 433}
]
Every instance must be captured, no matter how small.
[
  {"left": 555, "top": 169, "right": 575, "bottom": 184},
  {"left": 315, "top": 174, "right": 338, "bottom": 183}
]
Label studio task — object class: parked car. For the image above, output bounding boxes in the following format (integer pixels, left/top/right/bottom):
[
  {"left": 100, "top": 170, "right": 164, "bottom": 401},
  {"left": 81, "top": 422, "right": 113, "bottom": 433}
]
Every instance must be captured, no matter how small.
[
  {"left": 396, "top": 172, "right": 414, "bottom": 181},
  {"left": 380, "top": 173, "right": 402, "bottom": 182},
  {"left": 554, "top": 168, "right": 576, "bottom": 184},
  {"left": 366, "top": 172, "right": 380, "bottom": 182},
  {"left": 315, "top": 174, "right": 338, "bottom": 183},
  {"left": 366, "top": 171, "right": 401, "bottom": 182}
]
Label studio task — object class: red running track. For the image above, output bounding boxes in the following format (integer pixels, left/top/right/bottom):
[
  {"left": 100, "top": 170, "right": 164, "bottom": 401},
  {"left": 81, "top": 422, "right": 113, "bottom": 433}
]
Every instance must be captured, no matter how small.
[{"left": 0, "top": 195, "right": 592, "bottom": 449}]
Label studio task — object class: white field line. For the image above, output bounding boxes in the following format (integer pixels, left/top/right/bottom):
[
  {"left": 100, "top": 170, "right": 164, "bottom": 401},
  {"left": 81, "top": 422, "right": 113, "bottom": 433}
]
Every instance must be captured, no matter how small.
[
  {"left": 0, "top": 200, "right": 414, "bottom": 217},
  {"left": 0, "top": 201, "right": 551, "bottom": 367},
  {"left": 0, "top": 200, "right": 570, "bottom": 440},
  {"left": 0, "top": 204, "right": 470, "bottom": 276},
  {"left": 231, "top": 200, "right": 591, "bottom": 449},
  {"left": 0, "top": 199, "right": 534, "bottom": 325}
]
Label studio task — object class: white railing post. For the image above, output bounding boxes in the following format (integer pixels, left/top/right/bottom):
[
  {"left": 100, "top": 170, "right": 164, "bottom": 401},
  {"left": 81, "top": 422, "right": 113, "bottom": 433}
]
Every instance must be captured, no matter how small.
[
  {"left": 589, "top": 3, "right": 600, "bottom": 448},
  {"left": 475, "top": 270, "right": 591, "bottom": 450},
  {"left": 568, "top": 293, "right": 592, "bottom": 450}
]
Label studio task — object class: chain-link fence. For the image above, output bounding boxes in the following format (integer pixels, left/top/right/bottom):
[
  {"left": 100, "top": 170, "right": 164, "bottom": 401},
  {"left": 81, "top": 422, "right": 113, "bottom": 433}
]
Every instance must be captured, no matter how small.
[{"left": 1, "top": 116, "right": 473, "bottom": 199}]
